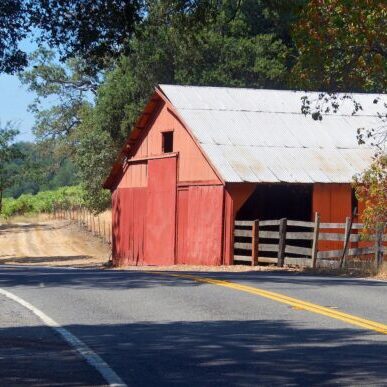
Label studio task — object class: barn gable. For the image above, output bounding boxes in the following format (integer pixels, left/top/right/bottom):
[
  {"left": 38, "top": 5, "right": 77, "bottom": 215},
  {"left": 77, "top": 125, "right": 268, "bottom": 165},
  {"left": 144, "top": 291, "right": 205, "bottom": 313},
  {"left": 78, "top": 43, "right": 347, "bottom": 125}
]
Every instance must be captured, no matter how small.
[{"left": 104, "top": 90, "right": 221, "bottom": 190}]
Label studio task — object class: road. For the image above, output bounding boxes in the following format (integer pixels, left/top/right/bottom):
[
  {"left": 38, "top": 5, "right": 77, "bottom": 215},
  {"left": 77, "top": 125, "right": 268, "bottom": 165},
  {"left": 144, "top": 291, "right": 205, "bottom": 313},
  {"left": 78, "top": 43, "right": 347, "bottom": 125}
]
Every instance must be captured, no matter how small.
[{"left": 1, "top": 265, "right": 386, "bottom": 386}]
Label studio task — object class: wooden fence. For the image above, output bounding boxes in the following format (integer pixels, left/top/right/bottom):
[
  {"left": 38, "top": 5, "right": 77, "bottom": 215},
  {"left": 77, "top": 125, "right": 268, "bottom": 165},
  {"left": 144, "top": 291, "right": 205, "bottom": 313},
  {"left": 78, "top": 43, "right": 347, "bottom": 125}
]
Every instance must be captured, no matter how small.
[
  {"left": 51, "top": 205, "right": 112, "bottom": 245},
  {"left": 234, "top": 213, "right": 386, "bottom": 269}
]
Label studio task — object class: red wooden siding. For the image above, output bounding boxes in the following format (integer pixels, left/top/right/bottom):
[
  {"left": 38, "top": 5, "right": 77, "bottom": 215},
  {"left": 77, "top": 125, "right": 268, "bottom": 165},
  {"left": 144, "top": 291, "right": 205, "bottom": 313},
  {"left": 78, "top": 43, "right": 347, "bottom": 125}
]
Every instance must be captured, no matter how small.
[
  {"left": 121, "top": 103, "right": 219, "bottom": 186},
  {"left": 112, "top": 187, "right": 147, "bottom": 266},
  {"left": 176, "top": 185, "right": 224, "bottom": 265},
  {"left": 144, "top": 157, "right": 177, "bottom": 265},
  {"left": 223, "top": 183, "right": 257, "bottom": 265},
  {"left": 176, "top": 188, "right": 189, "bottom": 263},
  {"left": 313, "top": 183, "right": 352, "bottom": 250},
  {"left": 118, "top": 161, "right": 147, "bottom": 188}
]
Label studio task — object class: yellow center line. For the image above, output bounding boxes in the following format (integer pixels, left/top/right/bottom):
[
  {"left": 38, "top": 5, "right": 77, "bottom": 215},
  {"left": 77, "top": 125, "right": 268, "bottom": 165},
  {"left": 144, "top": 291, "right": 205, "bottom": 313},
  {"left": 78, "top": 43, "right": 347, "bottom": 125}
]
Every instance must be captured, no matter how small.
[{"left": 151, "top": 272, "right": 387, "bottom": 335}]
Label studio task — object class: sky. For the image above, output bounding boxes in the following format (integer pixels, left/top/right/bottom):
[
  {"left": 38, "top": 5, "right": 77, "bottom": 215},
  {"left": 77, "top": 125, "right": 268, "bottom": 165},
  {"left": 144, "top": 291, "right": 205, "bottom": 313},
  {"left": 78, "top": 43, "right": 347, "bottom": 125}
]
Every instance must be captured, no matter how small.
[
  {"left": 0, "top": 35, "right": 40, "bottom": 142},
  {"left": 0, "top": 74, "right": 36, "bottom": 142}
]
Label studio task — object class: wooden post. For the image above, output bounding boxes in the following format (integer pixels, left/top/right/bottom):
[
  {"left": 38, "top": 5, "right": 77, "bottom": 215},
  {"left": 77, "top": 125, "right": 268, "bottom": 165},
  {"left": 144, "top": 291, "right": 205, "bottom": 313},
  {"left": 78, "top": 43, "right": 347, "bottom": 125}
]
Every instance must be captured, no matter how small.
[
  {"left": 311, "top": 212, "right": 320, "bottom": 269},
  {"left": 277, "top": 218, "right": 287, "bottom": 267},
  {"left": 340, "top": 216, "right": 351, "bottom": 269},
  {"left": 375, "top": 223, "right": 384, "bottom": 270},
  {"left": 251, "top": 220, "right": 259, "bottom": 266},
  {"left": 98, "top": 217, "right": 101, "bottom": 237}
]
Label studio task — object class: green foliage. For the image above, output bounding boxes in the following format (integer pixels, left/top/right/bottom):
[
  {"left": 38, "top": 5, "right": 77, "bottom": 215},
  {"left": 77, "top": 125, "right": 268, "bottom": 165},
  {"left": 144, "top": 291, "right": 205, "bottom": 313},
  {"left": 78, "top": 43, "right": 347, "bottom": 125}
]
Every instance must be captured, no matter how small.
[
  {"left": 354, "top": 155, "right": 387, "bottom": 232},
  {"left": 292, "top": 0, "right": 386, "bottom": 229},
  {"left": 292, "top": 0, "right": 386, "bottom": 93},
  {"left": 74, "top": 107, "right": 115, "bottom": 213},
  {"left": 0, "top": 0, "right": 142, "bottom": 74},
  {"left": 3, "top": 141, "right": 78, "bottom": 199},
  {"left": 1, "top": 185, "right": 85, "bottom": 219},
  {"left": 0, "top": 123, "right": 23, "bottom": 212},
  {"left": 35, "top": 0, "right": 301, "bottom": 213}
]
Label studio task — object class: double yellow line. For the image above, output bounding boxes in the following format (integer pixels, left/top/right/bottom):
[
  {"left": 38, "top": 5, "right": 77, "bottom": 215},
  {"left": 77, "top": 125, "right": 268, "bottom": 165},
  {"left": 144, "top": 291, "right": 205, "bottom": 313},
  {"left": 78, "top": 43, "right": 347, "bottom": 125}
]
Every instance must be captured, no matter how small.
[{"left": 152, "top": 272, "right": 387, "bottom": 335}]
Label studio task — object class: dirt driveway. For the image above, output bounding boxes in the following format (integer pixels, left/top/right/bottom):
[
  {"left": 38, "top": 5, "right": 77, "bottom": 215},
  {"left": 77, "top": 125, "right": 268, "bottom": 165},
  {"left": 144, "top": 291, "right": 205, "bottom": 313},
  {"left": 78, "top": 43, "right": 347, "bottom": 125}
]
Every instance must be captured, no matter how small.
[{"left": 0, "top": 218, "right": 110, "bottom": 267}]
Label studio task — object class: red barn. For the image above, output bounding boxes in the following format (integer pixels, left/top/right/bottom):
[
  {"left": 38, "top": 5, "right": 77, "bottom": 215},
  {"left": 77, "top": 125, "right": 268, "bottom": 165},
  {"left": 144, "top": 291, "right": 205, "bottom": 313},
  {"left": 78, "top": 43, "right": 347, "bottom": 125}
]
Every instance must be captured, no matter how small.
[{"left": 103, "top": 85, "right": 378, "bottom": 266}]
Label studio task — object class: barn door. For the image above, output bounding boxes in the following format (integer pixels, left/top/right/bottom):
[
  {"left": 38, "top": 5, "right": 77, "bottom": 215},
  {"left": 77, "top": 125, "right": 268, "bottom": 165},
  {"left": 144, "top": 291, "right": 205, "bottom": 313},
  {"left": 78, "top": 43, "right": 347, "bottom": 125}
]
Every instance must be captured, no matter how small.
[{"left": 144, "top": 157, "right": 177, "bottom": 265}]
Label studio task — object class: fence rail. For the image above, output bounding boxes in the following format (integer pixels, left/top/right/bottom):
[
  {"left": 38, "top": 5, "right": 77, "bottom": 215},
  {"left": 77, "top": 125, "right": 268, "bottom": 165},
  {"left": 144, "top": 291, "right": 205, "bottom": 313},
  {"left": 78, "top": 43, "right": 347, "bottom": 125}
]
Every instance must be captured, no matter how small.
[
  {"left": 51, "top": 205, "right": 112, "bottom": 246},
  {"left": 234, "top": 213, "right": 386, "bottom": 269}
]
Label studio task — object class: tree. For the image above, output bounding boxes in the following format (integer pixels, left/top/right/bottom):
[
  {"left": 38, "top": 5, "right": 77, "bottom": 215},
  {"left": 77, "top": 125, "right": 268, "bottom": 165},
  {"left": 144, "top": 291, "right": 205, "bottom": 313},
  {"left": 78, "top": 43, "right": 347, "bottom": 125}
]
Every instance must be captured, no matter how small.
[
  {"left": 19, "top": 0, "right": 304, "bottom": 212},
  {"left": 292, "top": 0, "right": 386, "bottom": 93},
  {"left": 0, "top": 1, "right": 29, "bottom": 73},
  {"left": 3, "top": 141, "right": 78, "bottom": 199},
  {"left": 1, "top": 0, "right": 230, "bottom": 75},
  {"left": 354, "top": 155, "right": 387, "bottom": 231},
  {"left": 292, "top": 0, "right": 387, "bottom": 230},
  {"left": 0, "top": 123, "right": 23, "bottom": 212}
]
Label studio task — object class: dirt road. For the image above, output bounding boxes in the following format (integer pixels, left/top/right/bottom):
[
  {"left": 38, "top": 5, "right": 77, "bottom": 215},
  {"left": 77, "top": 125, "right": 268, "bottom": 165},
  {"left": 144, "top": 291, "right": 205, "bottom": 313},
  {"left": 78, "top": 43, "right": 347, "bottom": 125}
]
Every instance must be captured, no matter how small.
[{"left": 0, "top": 218, "right": 110, "bottom": 267}]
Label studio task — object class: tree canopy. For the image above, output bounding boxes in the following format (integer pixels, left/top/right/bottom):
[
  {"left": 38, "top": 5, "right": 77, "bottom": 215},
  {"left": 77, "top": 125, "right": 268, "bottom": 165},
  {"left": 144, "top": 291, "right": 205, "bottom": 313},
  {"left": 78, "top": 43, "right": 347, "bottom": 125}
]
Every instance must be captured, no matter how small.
[
  {"left": 0, "top": 123, "right": 23, "bottom": 211},
  {"left": 1, "top": 0, "right": 385, "bottom": 220}
]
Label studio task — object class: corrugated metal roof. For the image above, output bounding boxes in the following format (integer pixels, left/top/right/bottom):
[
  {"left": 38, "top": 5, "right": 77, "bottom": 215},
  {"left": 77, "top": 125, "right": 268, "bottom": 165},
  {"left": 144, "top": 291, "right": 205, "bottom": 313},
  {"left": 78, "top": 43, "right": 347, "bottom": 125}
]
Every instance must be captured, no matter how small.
[{"left": 159, "top": 85, "right": 384, "bottom": 183}]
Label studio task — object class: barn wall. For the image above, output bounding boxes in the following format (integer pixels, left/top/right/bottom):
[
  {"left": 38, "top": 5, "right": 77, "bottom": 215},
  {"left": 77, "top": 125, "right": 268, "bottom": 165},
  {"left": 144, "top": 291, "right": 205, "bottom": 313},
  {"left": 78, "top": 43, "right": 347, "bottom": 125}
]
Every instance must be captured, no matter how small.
[
  {"left": 313, "top": 183, "right": 352, "bottom": 250},
  {"left": 112, "top": 187, "right": 147, "bottom": 266},
  {"left": 111, "top": 101, "right": 225, "bottom": 266},
  {"left": 118, "top": 162, "right": 147, "bottom": 188},
  {"left": 119, "top": 103, "right": 219, "bottom": 185},
  {"left": 223, "top": 183, "right": 256, "bottom": 265}
]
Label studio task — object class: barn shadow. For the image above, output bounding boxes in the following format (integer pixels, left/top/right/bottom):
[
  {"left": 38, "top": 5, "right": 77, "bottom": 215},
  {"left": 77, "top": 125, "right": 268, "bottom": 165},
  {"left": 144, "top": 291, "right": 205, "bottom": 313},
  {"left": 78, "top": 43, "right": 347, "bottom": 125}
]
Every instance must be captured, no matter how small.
[
  {"left": 1, "top": 319, "right": 386, "bottom": 386},
  {"left": 0, "top": 255, "right": 94, "bottom": 265},
  {"left": 0, "top": 266, "right": 386, "bottom": 291}
]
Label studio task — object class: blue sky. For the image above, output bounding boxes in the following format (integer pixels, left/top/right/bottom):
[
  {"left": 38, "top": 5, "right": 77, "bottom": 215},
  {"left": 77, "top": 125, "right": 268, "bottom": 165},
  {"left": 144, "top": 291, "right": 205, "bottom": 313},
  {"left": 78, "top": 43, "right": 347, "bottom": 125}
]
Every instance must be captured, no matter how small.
[
  {"left": 0, "top": 74, "right": 36, "bottom": 142},
  {"left": 0, "top": 36, "right": 39, "bottom": 142}
]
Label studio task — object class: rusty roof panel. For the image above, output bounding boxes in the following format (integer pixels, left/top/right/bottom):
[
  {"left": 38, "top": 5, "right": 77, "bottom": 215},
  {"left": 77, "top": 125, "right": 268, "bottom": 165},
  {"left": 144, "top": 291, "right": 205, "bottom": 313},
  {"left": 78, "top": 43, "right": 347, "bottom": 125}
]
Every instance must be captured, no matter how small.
[{"left": 160, "top": 85, "right": 381, "bottom": 183}]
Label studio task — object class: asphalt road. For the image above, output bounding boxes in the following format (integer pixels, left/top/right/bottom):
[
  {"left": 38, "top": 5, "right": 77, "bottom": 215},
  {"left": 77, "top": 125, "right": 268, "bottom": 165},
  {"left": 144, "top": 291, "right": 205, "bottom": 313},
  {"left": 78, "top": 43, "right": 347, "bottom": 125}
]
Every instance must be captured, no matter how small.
[{"left": 0, "top": 266, "right": 386, "bottom": 386}]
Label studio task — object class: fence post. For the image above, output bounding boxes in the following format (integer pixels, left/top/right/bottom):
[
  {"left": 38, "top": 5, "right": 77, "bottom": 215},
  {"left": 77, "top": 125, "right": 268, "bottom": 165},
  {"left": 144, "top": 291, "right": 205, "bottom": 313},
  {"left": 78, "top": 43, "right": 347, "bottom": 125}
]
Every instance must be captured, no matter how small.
[
  {"left": 340, "top": 216, "right": 352, "bottom": 269},
  {"left": 311, "top": 212, "right": 320, "bottom": 269},
  {"left": 375, "top": 223, "right": 384, "bottom": 270},
  {"left": 277, "top": 218, "right": 287, "bottom": 267},
  {"left": 251, "top": 220, "right": 259, "bottom": 266}
]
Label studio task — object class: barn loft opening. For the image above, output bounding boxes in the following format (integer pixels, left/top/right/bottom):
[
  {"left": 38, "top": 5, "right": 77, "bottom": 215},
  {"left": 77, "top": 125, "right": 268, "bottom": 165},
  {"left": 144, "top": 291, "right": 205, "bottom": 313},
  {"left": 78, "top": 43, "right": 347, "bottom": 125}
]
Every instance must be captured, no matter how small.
[
  {"left": 236, "top": 183, "right": 313, "bottom": 221},
  {"left": 162, "top": 131, "right": 174, "bottom": 153}
]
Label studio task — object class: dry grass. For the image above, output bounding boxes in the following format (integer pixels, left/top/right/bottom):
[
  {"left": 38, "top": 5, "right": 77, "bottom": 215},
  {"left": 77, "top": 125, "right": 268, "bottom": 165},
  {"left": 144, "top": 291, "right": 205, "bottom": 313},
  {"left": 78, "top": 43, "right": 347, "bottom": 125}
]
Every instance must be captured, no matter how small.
[
  {"left": 113, "top": 263, "right": 299, "bottom": 273},
  {"left": 302, "top": 258, "right": 387, "bottom": 280}
]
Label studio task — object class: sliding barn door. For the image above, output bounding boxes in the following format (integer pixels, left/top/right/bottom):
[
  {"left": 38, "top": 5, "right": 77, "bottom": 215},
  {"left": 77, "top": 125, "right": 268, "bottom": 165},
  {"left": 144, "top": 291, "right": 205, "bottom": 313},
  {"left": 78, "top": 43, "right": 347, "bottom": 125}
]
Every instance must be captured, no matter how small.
[{"left": 144, "top": 157, "right": 177, "bottom": 265}]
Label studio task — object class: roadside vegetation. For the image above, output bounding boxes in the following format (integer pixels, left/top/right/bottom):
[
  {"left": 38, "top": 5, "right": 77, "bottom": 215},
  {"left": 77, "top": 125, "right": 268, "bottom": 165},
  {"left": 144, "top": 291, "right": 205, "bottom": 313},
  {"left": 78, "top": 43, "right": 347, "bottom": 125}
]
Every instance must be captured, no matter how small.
[{"left": 0, "top": 186, "right": 84, "bottom": 219}]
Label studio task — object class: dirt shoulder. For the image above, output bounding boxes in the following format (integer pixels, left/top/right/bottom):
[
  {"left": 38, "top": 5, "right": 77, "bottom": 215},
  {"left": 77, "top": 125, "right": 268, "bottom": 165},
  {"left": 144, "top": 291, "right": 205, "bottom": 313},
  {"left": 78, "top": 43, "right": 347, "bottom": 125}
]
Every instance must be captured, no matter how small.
[
  {"left": 0, "top": 216, "right": 110, "bottom": 268},
  {"left": 0, "top": 215, "right": 385, "bottom": 281}
]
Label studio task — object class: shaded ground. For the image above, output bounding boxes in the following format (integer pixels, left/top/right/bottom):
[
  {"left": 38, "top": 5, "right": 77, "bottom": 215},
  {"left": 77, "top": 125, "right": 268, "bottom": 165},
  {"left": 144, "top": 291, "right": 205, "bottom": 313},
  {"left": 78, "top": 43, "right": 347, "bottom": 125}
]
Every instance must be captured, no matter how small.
[
  {"left": 0, "top": 218, "right": 110, "bottom": 267},
  {"left": 0, "top": 294, "right": 105, "bottom": 386},
  {"left": 0, "top": 266, "right": 386, "bottom": 386}
]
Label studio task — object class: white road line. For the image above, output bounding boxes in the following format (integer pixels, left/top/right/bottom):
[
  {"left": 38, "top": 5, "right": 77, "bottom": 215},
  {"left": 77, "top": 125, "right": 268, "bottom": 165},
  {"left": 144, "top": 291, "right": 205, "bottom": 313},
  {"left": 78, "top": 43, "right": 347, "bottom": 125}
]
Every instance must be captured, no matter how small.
[{"left": 0, "top": 287, "right": 127, "bottom": 387}]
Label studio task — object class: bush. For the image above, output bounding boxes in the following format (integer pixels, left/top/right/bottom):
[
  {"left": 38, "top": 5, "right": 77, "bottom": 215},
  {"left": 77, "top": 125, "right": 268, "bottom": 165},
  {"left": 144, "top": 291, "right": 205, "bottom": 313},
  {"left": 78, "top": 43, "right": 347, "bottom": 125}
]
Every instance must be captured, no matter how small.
[{"left": 1, "top": 185, "right": 85, "bottom": 219}]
